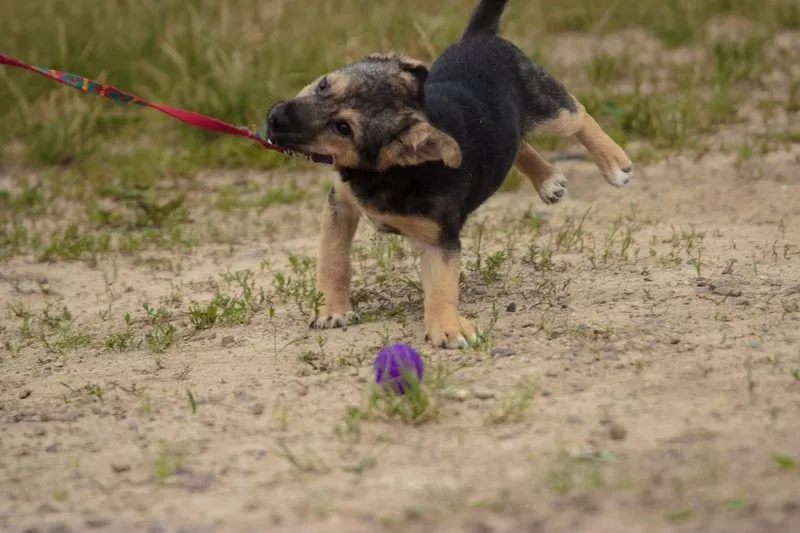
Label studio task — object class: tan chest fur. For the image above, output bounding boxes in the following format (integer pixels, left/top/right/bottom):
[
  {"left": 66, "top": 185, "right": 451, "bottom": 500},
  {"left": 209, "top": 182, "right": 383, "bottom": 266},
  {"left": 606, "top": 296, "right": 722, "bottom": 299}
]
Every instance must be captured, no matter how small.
[{"left": 335, "top": 180, "right": 441, "bottom": 246}]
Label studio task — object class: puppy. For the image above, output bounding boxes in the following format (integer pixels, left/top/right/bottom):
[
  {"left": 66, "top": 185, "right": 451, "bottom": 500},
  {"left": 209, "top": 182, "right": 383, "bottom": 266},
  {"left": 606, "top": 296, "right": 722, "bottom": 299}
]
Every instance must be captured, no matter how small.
[{"left": 266, "top": 0, "right": 632, "bottom": 348}]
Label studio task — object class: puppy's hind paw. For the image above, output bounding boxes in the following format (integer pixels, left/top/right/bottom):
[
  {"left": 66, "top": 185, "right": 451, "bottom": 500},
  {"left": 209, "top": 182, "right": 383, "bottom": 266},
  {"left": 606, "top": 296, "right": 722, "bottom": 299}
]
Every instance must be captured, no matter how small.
[
  {"left": 311, "top": 311, "right": 360, "bottom": 329},
  {"left": 539, "top": 173, "right": 568, "bottom": 205}
]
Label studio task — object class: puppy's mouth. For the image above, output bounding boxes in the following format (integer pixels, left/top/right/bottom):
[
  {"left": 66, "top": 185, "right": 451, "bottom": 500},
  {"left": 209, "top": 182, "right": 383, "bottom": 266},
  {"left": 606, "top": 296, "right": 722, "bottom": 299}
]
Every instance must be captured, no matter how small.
[
  {"left": 265, "top": 132, "right": 301, "bottom": 151},
  {"left": 265, "top": 101, "right": 338, "bottom": 163},
  {"left": 265, "top": 116, "right": 321, "bottom": 152}
]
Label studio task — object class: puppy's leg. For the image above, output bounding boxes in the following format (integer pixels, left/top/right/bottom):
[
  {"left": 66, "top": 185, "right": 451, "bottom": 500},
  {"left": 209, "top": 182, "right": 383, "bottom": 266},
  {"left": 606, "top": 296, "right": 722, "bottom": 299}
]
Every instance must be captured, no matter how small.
[
  {"left": 535, "top": 97, "right": 633, "bottom": 188},
  {"left": 419, "top": 244, "right": 475, "bottom": 349},
  {"left": 572, "top": 98, "right": 633, "bottom": 187},
  {"left": 514, "top": 141, "right": 568, "bottom": 205},
  {"left": 312, "top": 185, "right": 360, "bottom": 329}
]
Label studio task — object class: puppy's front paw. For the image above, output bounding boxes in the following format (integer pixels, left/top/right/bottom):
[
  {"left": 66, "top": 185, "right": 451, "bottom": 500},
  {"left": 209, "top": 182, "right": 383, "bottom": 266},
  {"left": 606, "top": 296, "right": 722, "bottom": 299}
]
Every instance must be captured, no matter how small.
[
  {"left": 539, "top": 172, "right": 568, "bottom": 205},
  {"left": 311, "top": 310, "right": 360, "bottom": 329},
  {"left": 604, "top": 166, "right": 632, "bottom": 188},
  {"left": 600, "top": 148, "right": 633, "bottom": 188},
  {"left": 424, "top": 314, "right": 476, "bottom": 349}
]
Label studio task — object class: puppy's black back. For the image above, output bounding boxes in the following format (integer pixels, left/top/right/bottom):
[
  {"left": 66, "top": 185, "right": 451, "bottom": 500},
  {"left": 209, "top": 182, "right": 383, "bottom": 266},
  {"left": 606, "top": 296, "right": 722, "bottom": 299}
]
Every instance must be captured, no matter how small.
[
  {"left": 424, "top": 40, "right": 523, "bottom": 216},
  {"left": 422, "top": 34, "right": 575, "bottom": 213}
]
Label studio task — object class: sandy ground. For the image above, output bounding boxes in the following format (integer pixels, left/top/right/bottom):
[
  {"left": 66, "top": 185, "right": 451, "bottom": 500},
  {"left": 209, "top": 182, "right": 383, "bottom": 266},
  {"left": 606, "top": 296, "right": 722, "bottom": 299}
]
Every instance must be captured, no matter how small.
[{"left": 2, "top": 139, "right": 800, "bottom": 533}]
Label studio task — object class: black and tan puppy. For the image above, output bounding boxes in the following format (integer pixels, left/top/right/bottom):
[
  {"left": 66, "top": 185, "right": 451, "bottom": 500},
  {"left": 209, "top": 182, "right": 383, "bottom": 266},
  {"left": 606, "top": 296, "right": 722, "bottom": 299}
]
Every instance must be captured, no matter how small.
[{"left": 266, "top": 0, "right": 632, "bottom": 348}]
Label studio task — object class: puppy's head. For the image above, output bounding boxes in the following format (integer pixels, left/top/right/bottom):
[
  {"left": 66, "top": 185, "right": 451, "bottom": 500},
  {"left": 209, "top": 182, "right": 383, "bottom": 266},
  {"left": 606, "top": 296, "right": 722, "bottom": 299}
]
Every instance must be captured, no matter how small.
[{"left": 265, "top": 53, "right": 462, "bottom": 171}]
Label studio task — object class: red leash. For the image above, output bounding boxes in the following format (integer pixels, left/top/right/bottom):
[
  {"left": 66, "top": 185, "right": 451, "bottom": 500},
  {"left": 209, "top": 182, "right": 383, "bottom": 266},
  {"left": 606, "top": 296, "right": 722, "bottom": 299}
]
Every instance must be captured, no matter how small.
[{"left": 0, "top": 52, "right": 335, "bottom": 165}]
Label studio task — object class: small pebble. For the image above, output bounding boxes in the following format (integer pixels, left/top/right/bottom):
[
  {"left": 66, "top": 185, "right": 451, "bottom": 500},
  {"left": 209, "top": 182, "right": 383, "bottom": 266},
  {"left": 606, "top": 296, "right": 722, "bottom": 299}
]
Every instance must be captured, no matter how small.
[
  {"left": 179, "top": 471, "right": 214, "bottom": 492},
  {"left": 85, "top": 518, "right": 111, "bottom": 528},
  {"left": 669, "top": 338, "right": 680, "bottom": 345},
  {"left": 782, "top": 500, "right": 799, "bottom": 513},
  {"left": 491, "top": 347, "right": 516, "bottom": 357},
  {"left": 712, "top": 285, "right": 742, "bottom": 297},
  {"left": 610, "top": 422, "right": 627, "bottom": 440},
  {"left": 250, "top": 403, "right": 265, "bottom": 416},
  {"left": 19, "top": 389, "right": 32, "bottom": 399},
  {"left": 221, "top": 336, "right": 235, "bottom": 347},
  {"left": 472, "top": 387, "right": 496, "bottom": 400},
  {"left": 111, "top": 462, "right": 131, "bottom": 473},
  {"left": 506, "top": 302, "right": 517, "bottom": 313},
  {"left": 442, "top": 389, "right": 469, "bottom": 402},
  {"left": 541, "top": 390, "right": 552, "bottom": 397},
  {"left": 721, "top": 259, "right": 737, "bottom": 275},
  {"left": 148, "top": 521, "right": 167, "bottom": 533}
]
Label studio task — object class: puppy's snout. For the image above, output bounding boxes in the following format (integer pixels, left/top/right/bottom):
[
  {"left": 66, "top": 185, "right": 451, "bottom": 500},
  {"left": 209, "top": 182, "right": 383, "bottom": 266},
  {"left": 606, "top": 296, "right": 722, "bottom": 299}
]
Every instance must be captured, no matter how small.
[{"left": 266, "top": 102, "right": 297, "bottom": 135}]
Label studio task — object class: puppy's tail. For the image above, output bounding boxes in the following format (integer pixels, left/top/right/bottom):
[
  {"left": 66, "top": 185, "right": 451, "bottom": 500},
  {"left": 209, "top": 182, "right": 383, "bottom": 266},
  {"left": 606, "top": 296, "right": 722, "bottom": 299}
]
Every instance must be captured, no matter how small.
[{"left": 461, "top": 0, "right": 509, "bottom": 39}]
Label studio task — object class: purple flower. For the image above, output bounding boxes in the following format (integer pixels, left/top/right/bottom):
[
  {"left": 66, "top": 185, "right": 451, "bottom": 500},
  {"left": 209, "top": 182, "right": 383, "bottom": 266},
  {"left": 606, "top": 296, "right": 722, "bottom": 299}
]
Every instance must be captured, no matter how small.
[{"left": 373, "top": 343, "right": 424, "bottom": 394}]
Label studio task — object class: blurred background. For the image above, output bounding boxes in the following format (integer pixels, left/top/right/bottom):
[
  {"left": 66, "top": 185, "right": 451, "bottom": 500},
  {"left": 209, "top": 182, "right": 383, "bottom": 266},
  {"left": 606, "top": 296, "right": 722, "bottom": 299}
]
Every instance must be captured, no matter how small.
[{"left": 2, "top": 0, "right": 797, "bottom": 169}]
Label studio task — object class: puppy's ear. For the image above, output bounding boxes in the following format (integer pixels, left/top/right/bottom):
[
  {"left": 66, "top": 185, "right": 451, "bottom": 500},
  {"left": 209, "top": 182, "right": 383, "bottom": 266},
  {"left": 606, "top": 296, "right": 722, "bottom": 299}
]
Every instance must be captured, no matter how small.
[
  {"left": 399, "top": 59, "right": 429, "bottom": 87},
  {"left": 377, "top": 121, "right": 462, "bottom": 171}
]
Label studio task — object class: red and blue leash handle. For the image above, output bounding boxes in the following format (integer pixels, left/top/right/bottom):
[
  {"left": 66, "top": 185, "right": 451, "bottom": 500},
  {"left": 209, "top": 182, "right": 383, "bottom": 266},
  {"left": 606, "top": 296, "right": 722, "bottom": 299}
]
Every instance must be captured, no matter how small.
[{"left": 0, "top": 52, "right": 335, "bottom": 166}]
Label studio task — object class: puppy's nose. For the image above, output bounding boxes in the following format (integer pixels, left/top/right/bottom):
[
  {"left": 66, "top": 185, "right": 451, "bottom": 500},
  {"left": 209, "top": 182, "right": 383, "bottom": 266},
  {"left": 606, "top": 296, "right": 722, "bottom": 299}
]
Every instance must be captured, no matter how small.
[{"left": 266, "top": 103, "right": 296, "bottom": 134}]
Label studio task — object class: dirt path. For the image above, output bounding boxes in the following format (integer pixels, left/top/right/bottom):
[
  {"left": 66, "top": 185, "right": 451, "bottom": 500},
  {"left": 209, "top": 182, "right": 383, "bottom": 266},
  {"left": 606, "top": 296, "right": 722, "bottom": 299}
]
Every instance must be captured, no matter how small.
[{"left": 2, "top": 147, "right": 799, "bottom": 532}]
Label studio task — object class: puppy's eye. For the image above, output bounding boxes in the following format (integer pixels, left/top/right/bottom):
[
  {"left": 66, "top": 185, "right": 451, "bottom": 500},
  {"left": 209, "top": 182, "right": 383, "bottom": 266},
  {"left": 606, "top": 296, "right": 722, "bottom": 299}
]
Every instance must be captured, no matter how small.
[
  {"left": 333, "top": 120, "right": 353, "bottom": 137},
  {"left": 317, "top": 77, "right": 329, "bottom": 92}
]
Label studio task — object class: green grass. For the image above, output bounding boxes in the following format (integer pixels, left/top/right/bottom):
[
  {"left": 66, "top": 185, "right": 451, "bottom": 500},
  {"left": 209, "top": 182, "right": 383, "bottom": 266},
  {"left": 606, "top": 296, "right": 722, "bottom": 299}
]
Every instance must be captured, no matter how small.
[
  {"left": 0, "top": 0, "right": 792, "bottom": 168},
  {"left": 343, "top": 367, "right": 439, "bottom": 426},
  {"left": 771, "top": 453, "right": 797, "bottom": 470},
  {"left": 485, "top": 378, "right": 537, "bottom": 424},
  {"left": 547, "top": 449, "right": 611, "bottom": 495},
  {"left": 152, "top": 439, "right": 186, "bottom": 482}
]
